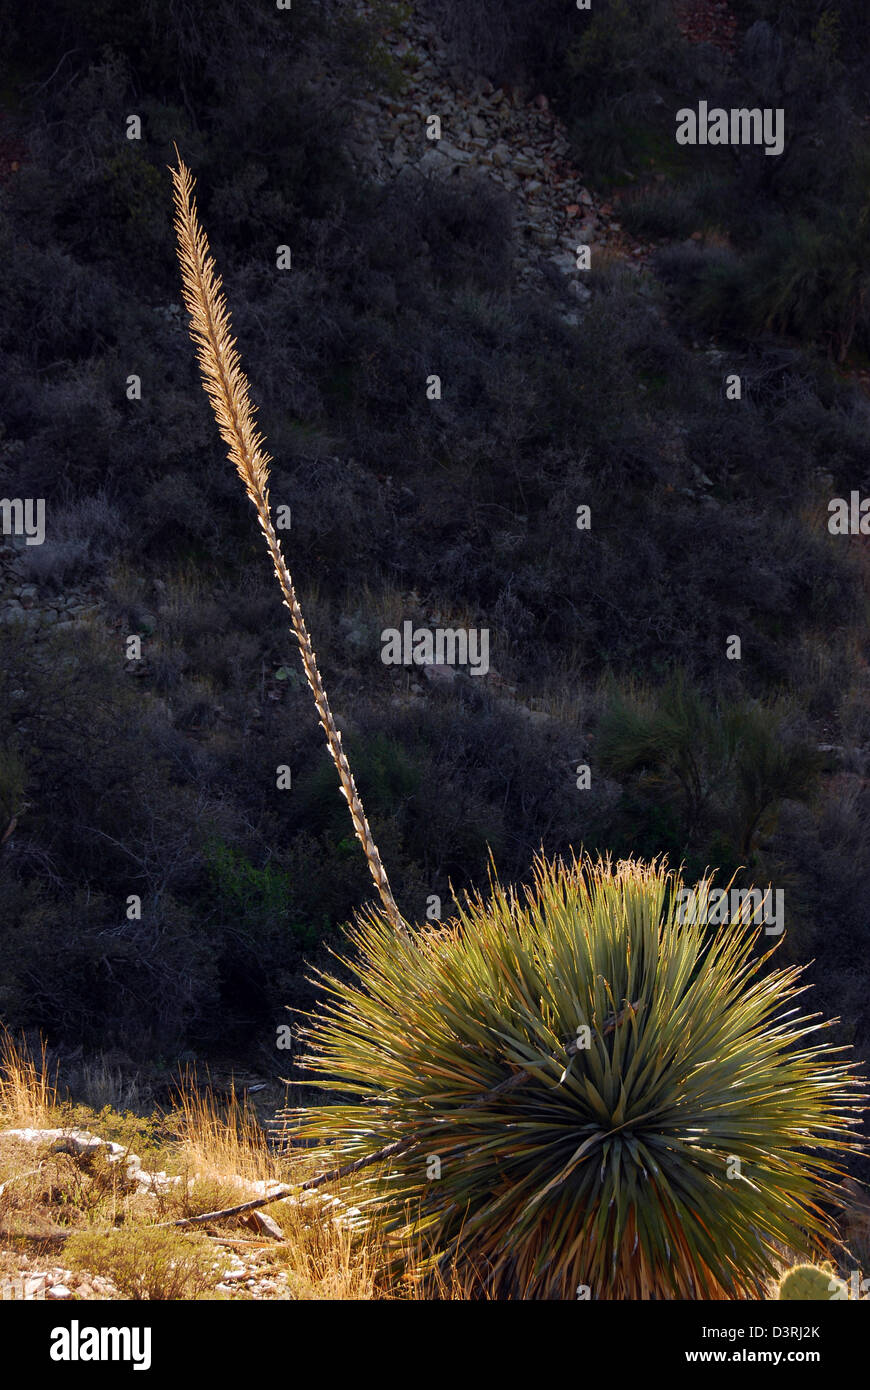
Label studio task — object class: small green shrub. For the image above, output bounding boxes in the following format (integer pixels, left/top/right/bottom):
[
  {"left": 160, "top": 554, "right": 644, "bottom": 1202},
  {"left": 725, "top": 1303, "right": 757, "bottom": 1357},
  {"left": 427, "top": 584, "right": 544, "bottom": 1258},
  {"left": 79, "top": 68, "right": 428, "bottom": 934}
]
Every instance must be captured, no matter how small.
[
  {"left": 64, "top": 1227, "right": 218, "bottom": 1300},
  {"left": 204, "top": 840, "right": 295, "bottom": 930},
  {"left": 619, "top": 183, "right": 703, "bottom": 241},
  {"left": 597, "top": 674, "right": 821, "bottom": 858},
  {"left": 687, "top": 208, "right": 870, "bottom": 360}
]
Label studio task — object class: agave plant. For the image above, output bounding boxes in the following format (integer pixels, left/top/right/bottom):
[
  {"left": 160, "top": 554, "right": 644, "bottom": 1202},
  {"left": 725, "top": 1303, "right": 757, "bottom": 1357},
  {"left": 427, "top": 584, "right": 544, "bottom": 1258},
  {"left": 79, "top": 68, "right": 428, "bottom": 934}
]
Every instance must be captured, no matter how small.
[
  {"left": 294, "top": 856, "right": 862, "bottom": 1298},
  {"left": 170, "top": 158, "right": 864, "bottom": 1299}
]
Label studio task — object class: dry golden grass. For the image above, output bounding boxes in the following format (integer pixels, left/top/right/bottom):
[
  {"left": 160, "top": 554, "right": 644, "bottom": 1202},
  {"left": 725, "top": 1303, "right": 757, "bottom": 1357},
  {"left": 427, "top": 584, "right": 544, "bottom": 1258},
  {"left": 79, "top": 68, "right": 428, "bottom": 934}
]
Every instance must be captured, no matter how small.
[
  {"left": 0, "top": 1031, "right": 473, "bottom": 1299},
  {"left": 171, "top": 1073, "right": 281, "bottom": 1187},
  {"left": 0, "top": 1027, "right": 59, "bottom": 1129},
  {"left": 169, "top": 1071, "right": 474, "bottom": 1297}
]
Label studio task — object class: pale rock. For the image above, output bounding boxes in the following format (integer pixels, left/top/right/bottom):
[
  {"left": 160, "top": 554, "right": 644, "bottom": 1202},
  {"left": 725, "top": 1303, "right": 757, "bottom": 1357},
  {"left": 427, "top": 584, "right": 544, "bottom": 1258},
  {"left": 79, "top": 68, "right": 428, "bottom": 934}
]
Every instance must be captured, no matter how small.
[
  {"left": 422, "top": 663, "right": 457, "bottom": 686},
  {"left": 241, "top": 1209, "right": 285, "bottom": 1240},
  {"left": 438, "top": 141, "right": 471, "bottom": 164},
  {"left": 419, "top": 147, "right": 448, "bottom": 174}
]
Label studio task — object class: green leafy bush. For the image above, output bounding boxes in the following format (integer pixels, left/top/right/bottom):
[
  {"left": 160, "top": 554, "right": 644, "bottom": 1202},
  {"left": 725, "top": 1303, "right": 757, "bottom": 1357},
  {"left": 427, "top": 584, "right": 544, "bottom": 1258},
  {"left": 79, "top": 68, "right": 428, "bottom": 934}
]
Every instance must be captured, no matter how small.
[
  {"left": 204, "top": 840, "right": 294, "bottom": 930},
  {"left": 64, "top": 1227, "right": 217, "bottom": 1300},
  {"left": 597, "top": 674, "right": 821, "bottom": 860},
  {"left": 688, "top": 210, "right": 870, "bottom": 361}
]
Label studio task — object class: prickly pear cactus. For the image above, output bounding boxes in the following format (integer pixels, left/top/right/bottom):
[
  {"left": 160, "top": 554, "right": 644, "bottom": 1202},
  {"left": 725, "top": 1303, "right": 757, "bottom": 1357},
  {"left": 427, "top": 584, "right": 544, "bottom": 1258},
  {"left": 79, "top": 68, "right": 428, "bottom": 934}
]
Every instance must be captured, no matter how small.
[{"left": 777, "top": 1262, "right": 847, "bottom": 1300}]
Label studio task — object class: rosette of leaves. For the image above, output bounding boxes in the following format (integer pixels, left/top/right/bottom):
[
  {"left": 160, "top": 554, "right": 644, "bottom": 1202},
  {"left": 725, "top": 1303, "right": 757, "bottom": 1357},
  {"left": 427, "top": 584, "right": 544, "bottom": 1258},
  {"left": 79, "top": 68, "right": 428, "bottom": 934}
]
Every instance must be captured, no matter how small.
[{"left": 295, "top": 855, "right": 864, "bottom": 1299}]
